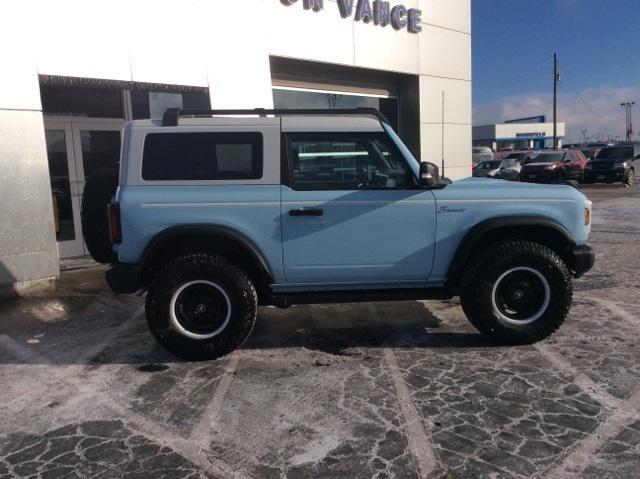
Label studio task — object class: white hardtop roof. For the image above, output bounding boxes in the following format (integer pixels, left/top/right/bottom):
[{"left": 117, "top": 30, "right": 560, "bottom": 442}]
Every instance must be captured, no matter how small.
[{"left": 128, "top": 115, "right": 384, "bottom": 132}]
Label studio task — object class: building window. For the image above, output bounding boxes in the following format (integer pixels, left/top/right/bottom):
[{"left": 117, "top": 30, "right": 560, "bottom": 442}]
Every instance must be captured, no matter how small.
[
  {"left": 131, "top": 89, "right": 210, "bottom": 120},
  {"left": 41, "top": 83, "right": 124, "bottom": 118},
  {"left": 40, "top": 76, "right": 211, "bottom": 120},
  {"left": 273, "top": 87, "right": 399, "bottom": 133},
  {"left": 142, "top": 132, "right": 263, "bottom": 181}
]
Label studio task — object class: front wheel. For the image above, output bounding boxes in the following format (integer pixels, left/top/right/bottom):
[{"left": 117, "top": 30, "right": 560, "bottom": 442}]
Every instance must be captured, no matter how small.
[
  {"left": 460, "top": 241, "right": 572, "bottom": 344},
  {"left": 624, "top": 169, "right": 635, "bottom": 187},
  {"left": 145, "top": 254, "right": 257, "bottom": 360}
]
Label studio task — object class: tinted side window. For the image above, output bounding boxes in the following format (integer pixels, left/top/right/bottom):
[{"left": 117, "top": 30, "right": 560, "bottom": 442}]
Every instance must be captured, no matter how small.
[
  {"left": 286, "top": 132, "right": 413, "bottom": 191},
  {"left": 142, "top": 132, "right": 263, "bottom": 181}
]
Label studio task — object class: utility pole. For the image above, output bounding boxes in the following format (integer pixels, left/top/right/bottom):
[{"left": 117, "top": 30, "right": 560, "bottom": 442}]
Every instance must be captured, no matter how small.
[
  {"left": 621, "top": 102, "right": 635, "bottom": 142},
  {"left": 553, "top": 53, "right": 560, "bottom": 150}
]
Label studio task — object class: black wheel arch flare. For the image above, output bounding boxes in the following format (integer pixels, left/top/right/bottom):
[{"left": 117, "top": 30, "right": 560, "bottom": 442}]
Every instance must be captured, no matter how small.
[{"left": 446, "top": 216, "right": 578, "bottom": 289}]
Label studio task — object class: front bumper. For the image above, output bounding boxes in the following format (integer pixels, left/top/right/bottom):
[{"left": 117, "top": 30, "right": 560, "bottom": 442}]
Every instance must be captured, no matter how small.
[
  {"left": 583, "top": 170, "right": 625, "bottom": 183},
  {"left": 105, "top": 263, "right": 142, "bottom": 294},
  {"left": 570, "top": 244, "right": 595, "bottom": 278},
  {"left": 521, "top": 170, "right": 557, "bottom": 183}
]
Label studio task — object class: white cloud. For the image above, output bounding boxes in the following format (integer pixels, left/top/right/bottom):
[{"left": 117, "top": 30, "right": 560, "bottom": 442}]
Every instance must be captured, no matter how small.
[{"left": 473, "top": 85, "right": 640, "bottom": 143}]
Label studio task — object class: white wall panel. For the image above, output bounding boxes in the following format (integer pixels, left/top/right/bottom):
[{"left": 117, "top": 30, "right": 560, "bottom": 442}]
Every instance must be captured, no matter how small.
[
  {"left": 34, "top": 0, "right": 131, "bottom": 81},
  {"left": 266, "top": 0, "right": 355, "bottom": 66},
  {"left": 419, "top": 24, "right": 471, "bottom": 80},
  {"left": 0, "top": 2, "right": 41, "bottom": 110},
  {"left": 353, "top": 19, "right": 420, "bottom": 74},
  {"left": 421, "top": 123, "right": 472, "bottom": 178},
  {"left": 419, "top": 0, "right": 471, "bottom": 34},
  {"left": 419, "top": 75, "right": 471, "bottom": 125},
  {"left": 128, "top": 0, "right": 209, "bottom": 87},
  {"left": 204, "top": 0, "right": 274, "bottom": 109}
]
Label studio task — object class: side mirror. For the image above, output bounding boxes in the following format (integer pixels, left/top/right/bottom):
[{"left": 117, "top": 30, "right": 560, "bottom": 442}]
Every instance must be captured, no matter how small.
[{"left": 419, "top": 162, "right": 441, "bottom": 187}]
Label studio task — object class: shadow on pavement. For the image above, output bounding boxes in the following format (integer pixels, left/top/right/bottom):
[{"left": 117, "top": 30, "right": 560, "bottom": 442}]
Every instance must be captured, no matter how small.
[{"left": 0, "top": 293, "right": 504, "bottom": 366}]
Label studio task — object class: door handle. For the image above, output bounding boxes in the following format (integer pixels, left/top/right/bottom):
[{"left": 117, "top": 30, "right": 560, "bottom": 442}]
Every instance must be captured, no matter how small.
[{"left": 289, "top": 208, "right": 324, "bottom": 217}]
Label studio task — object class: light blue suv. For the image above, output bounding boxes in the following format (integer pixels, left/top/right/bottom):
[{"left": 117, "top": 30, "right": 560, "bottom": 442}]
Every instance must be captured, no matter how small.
[{"left": 87, "top": 108, "right": 594, "bottom": 360}]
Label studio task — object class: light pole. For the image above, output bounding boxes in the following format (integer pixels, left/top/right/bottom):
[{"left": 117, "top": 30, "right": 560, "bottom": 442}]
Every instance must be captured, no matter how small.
[
  {"left": 621, "top": 102, "right": 635, "bottom": 142},
  {"left": 580, "top": 129, "right": 588, "bottom": 144},
  {"left": 553, "top": 53, "right": 560, "bottom": 150}
]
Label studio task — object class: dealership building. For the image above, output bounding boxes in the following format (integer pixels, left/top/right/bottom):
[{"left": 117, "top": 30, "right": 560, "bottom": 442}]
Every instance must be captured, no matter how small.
[
  {"left": 0, "top": 0, "right": 471, "bottom": 294},
  {"left": 473, "top": 117, "right": 566, "bottom": 151}
]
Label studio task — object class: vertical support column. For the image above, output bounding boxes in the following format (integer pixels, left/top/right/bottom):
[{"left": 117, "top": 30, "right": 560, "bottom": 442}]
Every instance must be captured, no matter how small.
[{"left": 0, "top": 20, "right": 59, "bottom": 295}]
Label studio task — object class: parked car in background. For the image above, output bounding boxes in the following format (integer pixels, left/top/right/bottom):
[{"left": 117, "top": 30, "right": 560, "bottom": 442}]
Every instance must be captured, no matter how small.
[
  {"left": 473, "top": 160, "right": 502, "bottom": 177},
  {"left": 581, "top": 147, "right": 602, "bottom": 161},
  {"left": 488, "top": 158, "right": 522, "bottom": 181},
  {"left": 520, "top": 150, "right": 588, "bottom": 184},
  {"left": 584, "top": 143, "right": 640, "bottom": 186},
  {"left": 472, "top": 147, "right": 494, "bottom": 168},
  {"left": 504, "top": 150, "right": 540, "bottom": 165}
]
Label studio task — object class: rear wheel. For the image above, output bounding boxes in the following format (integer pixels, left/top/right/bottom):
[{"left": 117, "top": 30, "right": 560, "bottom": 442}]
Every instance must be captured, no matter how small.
[
  {"left": 460, "top": 241, "right": 572, "bottom": 344},
  {"left": 145, "top": 254, "right": 257, "bottom": 360}
]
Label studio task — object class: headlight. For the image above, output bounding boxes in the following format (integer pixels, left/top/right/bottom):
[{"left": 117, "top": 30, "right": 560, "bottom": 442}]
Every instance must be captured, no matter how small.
[
  {"left": 614, "top": 162, "right": 628, "bottom": 168},
  {"left": 544, "top": 164, "right": 558, "bottom": 170}
]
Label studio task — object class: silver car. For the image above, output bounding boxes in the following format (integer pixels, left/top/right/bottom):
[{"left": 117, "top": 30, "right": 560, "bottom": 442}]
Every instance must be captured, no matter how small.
[
  {"left": 473, "top": 159, "right": 502, "bottom": 177},
  {"left": 488, "top": 158, "right": 522, "bottom": 181}
]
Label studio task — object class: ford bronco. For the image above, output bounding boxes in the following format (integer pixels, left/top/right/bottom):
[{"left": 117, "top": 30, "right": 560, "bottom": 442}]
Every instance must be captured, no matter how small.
[{"left": 82, "top": 108, "right": 595, "bottom": 360}]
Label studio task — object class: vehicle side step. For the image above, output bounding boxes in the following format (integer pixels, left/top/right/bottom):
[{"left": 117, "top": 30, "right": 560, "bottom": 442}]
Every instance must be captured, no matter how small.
[{"left": 270, "top": 288, "right": 454, "bottom": 308}]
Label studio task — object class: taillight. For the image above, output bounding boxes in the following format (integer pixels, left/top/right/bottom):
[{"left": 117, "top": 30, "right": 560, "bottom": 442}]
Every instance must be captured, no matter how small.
[{"left": 107, "top": 203, "right": 122, "bottom": 244}]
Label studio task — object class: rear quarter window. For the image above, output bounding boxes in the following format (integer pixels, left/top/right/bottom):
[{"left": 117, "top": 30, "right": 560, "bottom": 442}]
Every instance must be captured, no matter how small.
[{"left": 142, "top": 132, "right": 263, "bottom": 181}]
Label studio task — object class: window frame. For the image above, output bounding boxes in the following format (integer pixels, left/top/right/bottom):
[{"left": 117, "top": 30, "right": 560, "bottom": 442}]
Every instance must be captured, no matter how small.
[
  {"left": 141, "top": 131, "right": 264, "bottom": 182},
  {"left": 283, "top": 131, "right": 419, "bottom": 192}
]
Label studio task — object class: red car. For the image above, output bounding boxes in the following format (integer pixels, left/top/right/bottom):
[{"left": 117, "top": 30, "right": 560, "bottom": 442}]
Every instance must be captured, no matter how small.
[{"left": 520, "top": 150, "right": 588, "bottom": 184}]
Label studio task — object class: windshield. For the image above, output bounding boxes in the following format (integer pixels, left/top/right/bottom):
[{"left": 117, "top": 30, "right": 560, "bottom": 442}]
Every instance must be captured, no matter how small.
[
  {"left": 596, "top": 146, "right": 633, "bottom": 160},
  {"left": 476, "top": 161, "right": 501, "bottom": 170},
  {"left": 383, "top": 124, "right": 419, "bottom": 178},
  {"left": 531, "top": 152, "right": 564, "bottom": 163},
  {"left": 500, "top": 159, "right": 518, "bottom": 168}
]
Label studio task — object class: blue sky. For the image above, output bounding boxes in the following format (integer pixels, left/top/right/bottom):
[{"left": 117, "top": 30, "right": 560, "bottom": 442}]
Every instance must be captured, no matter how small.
[{"left": 472, "top": 0, "right": 640, "bottom": 142}]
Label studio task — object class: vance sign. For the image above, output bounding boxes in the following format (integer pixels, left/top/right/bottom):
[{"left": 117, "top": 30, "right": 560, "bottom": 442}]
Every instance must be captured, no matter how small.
[{"left": 280, "top": 0, "right": 422, "bottom": 33}]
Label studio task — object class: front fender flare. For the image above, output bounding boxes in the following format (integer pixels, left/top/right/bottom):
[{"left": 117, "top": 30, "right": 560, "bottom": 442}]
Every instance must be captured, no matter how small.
[{"left": 446, "top": 216, "right": 577, "bottom": 287}]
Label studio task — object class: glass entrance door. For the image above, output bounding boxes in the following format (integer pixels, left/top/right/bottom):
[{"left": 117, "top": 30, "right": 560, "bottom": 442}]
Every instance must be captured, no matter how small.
[{"left": 45, "top": 119, "right": 123, "bottom": 258}]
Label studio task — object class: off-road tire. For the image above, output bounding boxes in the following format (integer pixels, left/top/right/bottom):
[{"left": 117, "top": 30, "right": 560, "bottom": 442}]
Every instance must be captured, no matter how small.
[
  {"left": 459, "top": 241, "right": 572, "bottom": 345},
  {"left": 81, "top": 168, "right": 118, "bottom": 263},
  {"left": 624, "top": 169, "right": 635, "bottom": 187},
  {"left": 145, "top": 254, "right": 258, "bottom": 360}
]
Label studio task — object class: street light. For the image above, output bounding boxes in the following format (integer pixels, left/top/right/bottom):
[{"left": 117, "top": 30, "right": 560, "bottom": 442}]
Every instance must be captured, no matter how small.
[
  {"left": 580, "top": 129, "right": 588, "bottom": 144},
  {"left": 621, "top": 102, "right": 635, "bottom": 142}
]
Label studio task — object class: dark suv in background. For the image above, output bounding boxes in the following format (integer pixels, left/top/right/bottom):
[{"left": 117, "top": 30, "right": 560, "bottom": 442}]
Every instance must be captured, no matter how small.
[
  {"left": 520, "top": 150, "right": 588, "bottom": 184},
  {"left": 584, "top": 143, "right": 640, "bottom": 186}
]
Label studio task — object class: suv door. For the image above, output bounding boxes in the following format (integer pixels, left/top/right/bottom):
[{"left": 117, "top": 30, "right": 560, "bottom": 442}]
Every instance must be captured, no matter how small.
[
  {"left": 280, "top": 130, "right": 437, "bottom": 285},
  {"left": 564, "top": 151, "right": 581, "bottom": 179}
]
